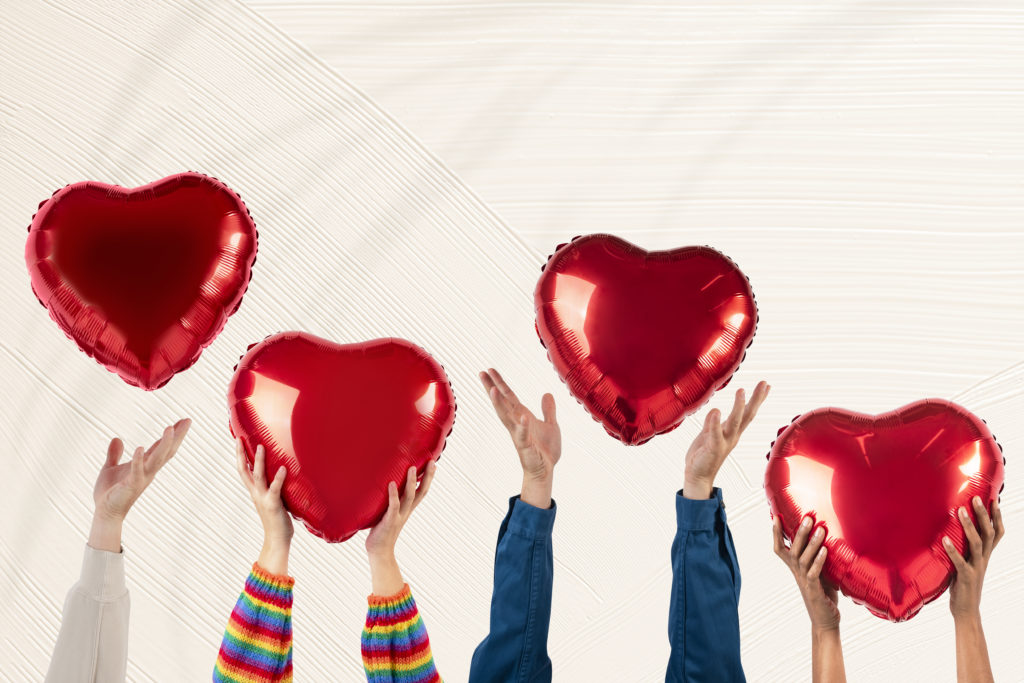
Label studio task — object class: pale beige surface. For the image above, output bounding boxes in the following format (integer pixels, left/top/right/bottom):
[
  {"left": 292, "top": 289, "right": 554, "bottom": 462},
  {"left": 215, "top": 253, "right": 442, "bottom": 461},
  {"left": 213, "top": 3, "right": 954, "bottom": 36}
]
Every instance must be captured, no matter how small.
[{"left": 2, "top": 1, "right": 1023, "bottom": 681}]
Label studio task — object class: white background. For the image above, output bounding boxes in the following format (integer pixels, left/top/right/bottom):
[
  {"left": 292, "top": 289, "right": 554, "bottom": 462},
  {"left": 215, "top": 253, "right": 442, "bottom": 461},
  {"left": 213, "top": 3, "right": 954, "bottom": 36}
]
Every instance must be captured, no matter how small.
[{"left": 2, "top": 1, "right": 1022, "bottom": 680}]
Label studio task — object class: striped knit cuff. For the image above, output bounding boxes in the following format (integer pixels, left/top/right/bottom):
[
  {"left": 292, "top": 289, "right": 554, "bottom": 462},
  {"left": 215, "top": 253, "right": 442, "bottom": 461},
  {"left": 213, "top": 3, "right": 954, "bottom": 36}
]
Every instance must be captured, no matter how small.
[
  {"left": 251, "top": 562, "right": 295, "bottom": 591},
  {"left": 362, "top": 584, "right": 440, "bottom": 682}
]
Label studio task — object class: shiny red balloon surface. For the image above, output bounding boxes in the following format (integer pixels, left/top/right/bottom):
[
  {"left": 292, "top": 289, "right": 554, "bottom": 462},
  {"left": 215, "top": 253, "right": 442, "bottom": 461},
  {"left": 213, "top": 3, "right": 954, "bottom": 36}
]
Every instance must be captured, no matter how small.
[
  {"left": 25, "top": 172, "right": 257, "bottom": 390},
  {"left": 765, "top": 399, "right": 1005, "bottom": 621},
  {"left": 535, "top": 234, "right": 757, "bottom": 445},
  {"left": 228, "top": 332, "right": 457, "bottom": 543}
]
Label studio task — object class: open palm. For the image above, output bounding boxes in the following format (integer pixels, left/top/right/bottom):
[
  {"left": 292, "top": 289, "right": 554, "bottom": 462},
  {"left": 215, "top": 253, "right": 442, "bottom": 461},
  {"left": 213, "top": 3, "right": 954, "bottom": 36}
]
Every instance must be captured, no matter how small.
[
  {"left": 94, "top": 420, "right": 190, "bottom": 521},
  {"left": 480, "top": 368, "right": 560, "bottom": 479}
]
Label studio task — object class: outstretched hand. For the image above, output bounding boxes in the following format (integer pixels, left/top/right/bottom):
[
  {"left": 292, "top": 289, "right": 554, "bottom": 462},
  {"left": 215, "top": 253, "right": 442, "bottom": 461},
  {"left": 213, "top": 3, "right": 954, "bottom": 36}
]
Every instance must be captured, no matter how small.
[
  {"left": 480, "top": 368, "right": 560, "bottom": 509},
  {"left": 683, "top": 381, "right": 769, "bottom": 499},
  {"left": 90, "top": 419, "right": 191, "bottom": 552}
]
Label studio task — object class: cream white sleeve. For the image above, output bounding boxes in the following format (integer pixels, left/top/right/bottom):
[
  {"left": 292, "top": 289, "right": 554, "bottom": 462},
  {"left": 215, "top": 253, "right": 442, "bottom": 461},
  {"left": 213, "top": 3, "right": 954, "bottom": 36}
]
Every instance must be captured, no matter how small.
[{"left": 45, "top": 545, "right": 130, "bottom": 683}]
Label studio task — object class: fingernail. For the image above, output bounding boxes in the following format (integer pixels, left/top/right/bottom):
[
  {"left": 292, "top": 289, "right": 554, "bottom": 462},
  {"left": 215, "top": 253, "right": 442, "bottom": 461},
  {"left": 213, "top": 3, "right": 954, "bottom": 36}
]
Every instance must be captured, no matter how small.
[
  {"left": 943, "top": 536, "right": 952, "bottom": 546},
  {"left": 959, "top": 507, "right": 968, "bottom": 518},
  {"left": 801, "top": 518, "right": 811, "bottom": 528},
  {"left": 818, "top": 547, "right": 826, "bottom": 556},
  {"left": 814, "top": 528, "right": 824, "bottom": 538},
  {"left": 973, "top": 496, "right": 982, "bottom": 506}
]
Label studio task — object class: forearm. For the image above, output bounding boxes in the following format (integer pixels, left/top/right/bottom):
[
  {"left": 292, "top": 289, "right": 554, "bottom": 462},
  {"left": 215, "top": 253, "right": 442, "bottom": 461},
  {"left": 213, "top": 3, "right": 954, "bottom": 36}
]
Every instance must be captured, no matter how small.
[
  {"left": 667, "top": 489, "right": 744, "bottom": 683},
  {"left": 469, "top": 495, "right": 555, "bottom": 683},
  {"left": 214, "top": 563, "right": 294, "bottom": 682},
  {"left": 811, "top": 628, "right": 846, "bottom": 683},
  {"left": 954, "top": 614, "right": 994, "bottom": 683},
  {"left": 362, "top": 584, "right": 441, "bottom": 682},
  {"left": 45, "top": 546, "right": 130, "bottom": 683},
  {"left": 88, "top": 512, "right": 123, "bottom": 553},
  {"left": 369, "top": 551, "right": 405, "bottom": 596}
]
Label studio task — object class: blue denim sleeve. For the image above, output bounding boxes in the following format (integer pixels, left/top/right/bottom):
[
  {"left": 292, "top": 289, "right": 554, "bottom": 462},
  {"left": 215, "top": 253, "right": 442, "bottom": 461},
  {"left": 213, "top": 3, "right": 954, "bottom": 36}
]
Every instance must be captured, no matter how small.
[
  {"left": 666, "top": 487, "right": 745, "bottom": 683},
  {"left": 469, "top": 495, "right": 556, "bottom": 683}
]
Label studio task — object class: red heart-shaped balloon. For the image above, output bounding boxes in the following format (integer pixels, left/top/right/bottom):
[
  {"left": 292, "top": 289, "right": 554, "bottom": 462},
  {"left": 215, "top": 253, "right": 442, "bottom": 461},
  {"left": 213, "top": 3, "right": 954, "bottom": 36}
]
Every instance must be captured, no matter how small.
[
  {"left": 764, "top": 399, "right": 1005, "bottom": 621},
  {"left": 227, "top": 332, "right": 457, "bottom": 543},
  {"left": 534, "top": 234, "right": 757, "bottom": 445},
  {"left": 25, "top": 172, "right": 257, "bottom": 390}
]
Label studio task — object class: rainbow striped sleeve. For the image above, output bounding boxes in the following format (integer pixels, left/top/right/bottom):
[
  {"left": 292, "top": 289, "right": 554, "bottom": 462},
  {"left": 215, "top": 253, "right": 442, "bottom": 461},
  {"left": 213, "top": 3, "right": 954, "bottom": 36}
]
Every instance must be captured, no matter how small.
[
  {"left": 361, "top": 584, "right": 442, "bottom": 683},
  {"left": 213, "top": 563, "right": 294, "bottom": 683}
]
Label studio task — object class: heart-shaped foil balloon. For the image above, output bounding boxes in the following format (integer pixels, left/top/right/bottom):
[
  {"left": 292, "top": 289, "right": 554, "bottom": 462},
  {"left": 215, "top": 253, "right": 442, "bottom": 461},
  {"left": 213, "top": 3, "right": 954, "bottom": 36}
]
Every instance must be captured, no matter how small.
[
  {"left": 25, "top": 172, "right": 258, "bottom": 390},
  {"left": 764, "top": 399, "right": 1005, "bottom": 621},
  {"left": 534, "top": 234, "right": 757, "bottom": 445},
  {"left": 227, "top": 332, "right": 457, "bottom": 543}
]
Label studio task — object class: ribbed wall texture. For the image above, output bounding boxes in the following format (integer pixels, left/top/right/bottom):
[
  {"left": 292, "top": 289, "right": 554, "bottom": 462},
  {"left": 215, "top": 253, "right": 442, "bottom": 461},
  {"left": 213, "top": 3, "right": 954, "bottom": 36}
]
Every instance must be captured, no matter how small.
[{"left": 2, "top": 1, "right": 1022, "bottom": 680}]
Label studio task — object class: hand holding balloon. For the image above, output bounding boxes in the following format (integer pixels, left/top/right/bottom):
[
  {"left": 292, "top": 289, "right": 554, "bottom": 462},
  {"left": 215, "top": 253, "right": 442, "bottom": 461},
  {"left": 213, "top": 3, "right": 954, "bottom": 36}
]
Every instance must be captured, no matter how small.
[
  {"left": 944, "top": 497, "right": 1003, "bottom": 683},
  {"left": 773, "top": 515, "right": 847, "bottom": 683},
  {"left": 365, "top": 463, "right": 437, "bottom": 596},
  {"left": 682, "top": 381, "right": 769, "bottom": 499},
  {"left": 774, "top": 516, "right": 841, "bottom": 632},
  {"left": 945, "top": 497, "right": 1004, "bottom": 619},
  {"left": 480, "top": 368, "right": 561, "bottom": 510},
  {"left": 90, "top": 419, "right": 191, "bottom": 552},
  {"left": 236, "top": 440, "right": 293, "bottom": 576}
]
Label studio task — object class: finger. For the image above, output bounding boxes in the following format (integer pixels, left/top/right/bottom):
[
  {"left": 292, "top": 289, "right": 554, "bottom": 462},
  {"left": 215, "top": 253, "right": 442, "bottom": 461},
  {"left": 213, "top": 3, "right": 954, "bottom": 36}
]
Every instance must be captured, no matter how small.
[
  {"left": 943, "top": 536, "right": 969, "bottom": 573},
  {"left": 268, "top": 465, "right": 287, "bottom": 497},
  {"left": 708, "top": 409, "right": 726, "bottom": 450},
  {"left": 799, "top": 525, "right": 826, "bottom": 571},
  {"left": 129, "top": 446, "right": 145, "bottom": 484},
  {"left": 739, "top": 381, "right": 770, "bottom": 432},
  {"left": 511, "top": 414, "right": 531, "bottom": 449},
  {"left": 235, "top": 440, "right": 255, "bottom": 490},
  {"left": 992, "top": 498, "right": 1005, "bottom": 546},
  {"left": 385, "top": 481, "right": 400, "bottom": 518},
  {"left": 142, "top": 426, "right": 174, "bottom": 474},
  {"left": 399, "top": 466, "right": 418, "bottom": 515},
  {"left": 772, "top": 516, "right": 784, "bottom": 558},
  {"left": 791, "top": 515, "right": 813, "bottom": 558},
  {"left": 252, "top": 445, "right": 267, "bottom": 492},
  {"left": 150, "top": 420, "right": 191, "bottom": 473},
  {"left": 972, "top": 496, "right": 996, "bottom": 552},
  {"left": 162, "top": 418, "right": 192, "bottom": 461},
  {"left": 722, "top": 388, "right": 746, "bottom": 439},
  {"left": 958, "top": 506, "right": 983, "bottom": 560},
  {"left": 414, "top": 460, "right": 437, "bottom": 507},
  {"left": 807, "top": 545, "right": 827, "bottom": 581},
  {"left": 487, "top": 368, "right": 521, "bottom": 409},
  {"left": 105, "top": 438, "right": 124, "bottom": 468},
  {"left": 479, "top": 370, "right": 497, "bottom": 395},
  {"left": 487, "top": 386, "right": 513, "bottom": 426},
  {"left": 541, "top": 393, "right": 557, "bottom": 425}
]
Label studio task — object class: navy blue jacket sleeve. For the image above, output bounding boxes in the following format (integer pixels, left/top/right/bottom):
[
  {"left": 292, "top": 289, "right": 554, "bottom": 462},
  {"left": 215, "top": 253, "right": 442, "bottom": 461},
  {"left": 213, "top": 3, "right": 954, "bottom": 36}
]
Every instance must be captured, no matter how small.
[
  {"left": 469, "top": 495, "right": 556, "bottom": 683},
  {"left": 666, "top": 487, "right": 745, "bottom": 683}
]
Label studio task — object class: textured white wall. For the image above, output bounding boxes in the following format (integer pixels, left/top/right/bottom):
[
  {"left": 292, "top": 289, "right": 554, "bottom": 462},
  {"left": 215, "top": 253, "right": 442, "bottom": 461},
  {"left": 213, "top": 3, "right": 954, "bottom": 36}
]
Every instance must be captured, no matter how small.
[{"left": 2, "top": 1, "right": 1022, "bottom": 681}]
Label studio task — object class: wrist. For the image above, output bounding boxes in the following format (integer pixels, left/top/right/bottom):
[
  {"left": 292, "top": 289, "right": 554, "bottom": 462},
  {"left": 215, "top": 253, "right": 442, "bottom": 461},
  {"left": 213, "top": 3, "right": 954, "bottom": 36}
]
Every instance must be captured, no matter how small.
[
  {"left": 682, "top": 475, "right": 714, "bottom": 500},
  {"left": 258, "top": 539, "right": 290, "bottom": 575},
  {"left": 88, "top": 513, "right": 123, "bottom": 553},
  {"left": 368, "top": 551, "right": 404, "bottom": 596},
  {"left": 520, "top": 474, "right": 553, "bottom": 509},
  {"left": 953, "top": 608, "right": 983, "bottom": 627}
]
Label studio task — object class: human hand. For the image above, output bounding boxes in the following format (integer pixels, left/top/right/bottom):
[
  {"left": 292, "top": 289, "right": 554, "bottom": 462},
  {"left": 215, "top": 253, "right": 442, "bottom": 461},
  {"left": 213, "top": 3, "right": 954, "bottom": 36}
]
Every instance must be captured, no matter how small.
[
  {"left": 774, "top": 515, "right": 841, "bottom": 634},
  {"left": 944, "top": 496, "right": 1004, "bottom": 621},
  {"left": 480, "top": 368, "right": 560, "bottom": 509},
  {"left": 89, "top": 419, "right": 191, "bottom": 552},
  {"left": 365, "top": 462, "right": 437, "bottom": 595},
  {"left": 682, "top": 381, "right": 769, "bottom": 499},
  {"left": 236, "top": 440, "right": 293, "bottom": 575}
]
